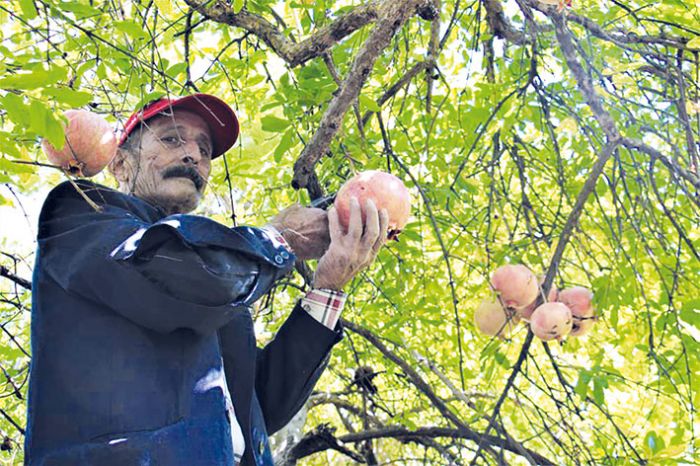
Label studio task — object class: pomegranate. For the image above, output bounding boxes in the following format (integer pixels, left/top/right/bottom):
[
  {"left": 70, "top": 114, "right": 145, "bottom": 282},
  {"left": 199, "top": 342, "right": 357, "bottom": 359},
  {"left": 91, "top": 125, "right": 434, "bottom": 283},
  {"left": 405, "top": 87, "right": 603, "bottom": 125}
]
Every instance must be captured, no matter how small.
[
  {"left": 490, "top": 265, "right": 539, "bottom": 310},
  {"left": 558, "top": 286, "right": 595, "bottom": 337},
  {"left": 42, "top": 109, "right": 117, "bottom": 176},
  {"left": 529, "top": 302, "right": 573, "bottom": 341},
  {"left": 473, "top": 299, "right": 520, "bottom": 338},
  {"left": 519, "top": 276, "right": 559, "bottom": 319},
  {"left": 334, "top": 170, "right": 411, "bottom": 240}
]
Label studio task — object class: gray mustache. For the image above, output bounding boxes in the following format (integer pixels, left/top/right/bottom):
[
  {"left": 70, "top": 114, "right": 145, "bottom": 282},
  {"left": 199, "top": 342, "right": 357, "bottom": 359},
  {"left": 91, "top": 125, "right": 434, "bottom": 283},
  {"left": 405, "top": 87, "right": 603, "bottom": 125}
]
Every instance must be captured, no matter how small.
[{"left": 162, "top": 165, "right": 204, "bottom": 190}]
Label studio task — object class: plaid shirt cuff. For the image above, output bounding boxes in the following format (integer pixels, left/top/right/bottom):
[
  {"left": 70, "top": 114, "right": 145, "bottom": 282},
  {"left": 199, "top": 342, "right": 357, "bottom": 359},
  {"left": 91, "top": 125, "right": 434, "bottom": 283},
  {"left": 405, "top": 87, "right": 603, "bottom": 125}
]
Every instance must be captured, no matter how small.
[
  {"left": 301, "top": 289, "right": 347, "bottom": 330},
  {"left": 260, "top": 225, "right": 293, "bottom": 253}
]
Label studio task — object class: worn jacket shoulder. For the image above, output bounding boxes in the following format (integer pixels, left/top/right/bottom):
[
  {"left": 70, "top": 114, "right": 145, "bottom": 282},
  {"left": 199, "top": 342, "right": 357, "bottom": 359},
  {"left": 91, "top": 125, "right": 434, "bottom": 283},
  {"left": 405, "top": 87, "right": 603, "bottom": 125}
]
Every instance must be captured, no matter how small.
[{"left": 40, "top": 180, "right": 162, "bottom": 226}]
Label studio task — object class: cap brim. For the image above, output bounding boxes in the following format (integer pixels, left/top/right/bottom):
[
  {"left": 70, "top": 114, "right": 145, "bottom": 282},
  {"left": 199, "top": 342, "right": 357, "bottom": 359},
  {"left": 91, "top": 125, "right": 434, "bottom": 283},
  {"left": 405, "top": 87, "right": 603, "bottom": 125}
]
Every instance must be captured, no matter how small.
[{"left": 162, "top": 94, "right": 239, "bottom": 159}]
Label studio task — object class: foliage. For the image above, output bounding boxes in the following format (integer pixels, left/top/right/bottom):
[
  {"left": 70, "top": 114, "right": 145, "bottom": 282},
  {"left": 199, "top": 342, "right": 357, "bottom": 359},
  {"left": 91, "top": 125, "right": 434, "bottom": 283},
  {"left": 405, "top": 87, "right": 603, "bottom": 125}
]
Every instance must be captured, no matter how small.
[{"left": 1, "top": 0, "right": 699, "bottom": 464}]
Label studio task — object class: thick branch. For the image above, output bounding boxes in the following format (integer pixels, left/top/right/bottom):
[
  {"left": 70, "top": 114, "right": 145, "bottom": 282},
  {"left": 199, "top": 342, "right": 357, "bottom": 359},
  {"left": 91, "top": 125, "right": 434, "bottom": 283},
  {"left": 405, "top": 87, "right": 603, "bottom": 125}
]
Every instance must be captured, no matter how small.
[
  {"left": 0, "top": 266, "right": 31, "bottom": 291},
  {"left": 284, "top": 424, "right": 365, "bottom": 464},
  {"left": 0, "top": 409, "right": 24, "bottom": 436},
  {"left": 621, "top": 137, "right": 700, "bottom": 191},
  {"left": 288, "top": 424, "right": 555, "bottom": 464},
  {"left": 342, "top": 319, "right": 556, "bottom": 464},
  {"left": 483, "top": 0, "right": 529, "bottom": 45},
  {"left": 292, "top": 0, "right": 423, "bottom": 189},
  {"left": 184, "top": 0, "right": 380, "bottom": 67}
]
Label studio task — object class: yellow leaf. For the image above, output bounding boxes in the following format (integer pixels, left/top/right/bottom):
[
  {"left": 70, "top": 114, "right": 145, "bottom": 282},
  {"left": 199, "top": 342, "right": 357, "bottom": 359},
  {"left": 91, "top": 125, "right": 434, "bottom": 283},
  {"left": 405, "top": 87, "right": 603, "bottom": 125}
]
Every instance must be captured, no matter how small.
[
  {"left": 154, "top": 0, "right": 172, "bottom": 16},
  {"left": 687, "top": 36, "right": 700, "bottom": 50},
  {"left": 559, "top": 117, "right": 578, "bottom": 134}
]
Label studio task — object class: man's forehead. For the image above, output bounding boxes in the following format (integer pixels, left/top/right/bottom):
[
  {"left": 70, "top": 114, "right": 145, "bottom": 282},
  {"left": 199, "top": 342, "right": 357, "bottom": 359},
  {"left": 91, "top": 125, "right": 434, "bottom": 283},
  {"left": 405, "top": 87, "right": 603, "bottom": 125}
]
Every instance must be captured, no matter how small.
[{"left": 149, "top": 109, "right": 211, "bottom": 136}]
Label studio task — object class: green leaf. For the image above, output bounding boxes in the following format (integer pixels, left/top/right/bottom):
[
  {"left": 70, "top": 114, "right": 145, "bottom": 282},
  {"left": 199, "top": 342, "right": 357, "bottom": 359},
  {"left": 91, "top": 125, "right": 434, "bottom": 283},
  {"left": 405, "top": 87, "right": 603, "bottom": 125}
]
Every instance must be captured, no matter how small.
[
  {"left": 1, "top": 93, "right": 31, "bottom": 127},
  {"left": 233, "top": 0, "right": 245, "bottom": 13},
  {"left": 644, "top": 431, "right": 665, "bottom": 455},
  {"left": 42, "top": 87, "right": 93, "bottom": 107},
  {"left": 592, "top": 377, "right": 606, "bottom": 406},
  {"left": 114, "top": 20, "right": 147, "bottom": 41},
  {"left": 0, "top": 69, "right": 50, "bottom": 90},
  {"left": 18, "top": 0, "right": 38, "bottom": 20},
  {"left": 29, "top": 100, "right": 66, "bottom": 149},
  {"left": 359, "top": 94, "right": 381, "bottom": 112},
  {"left": 575, "top": 370, "right": 591, "bottom": 399},
  {"left": 135, "top": 91, "right": 167, "bottom": 111},
  {"left": 261, "top": 115, "right": 289, "bottom": 133},
  {"left": 166, "top": 63, "right": 188, "bottom": 78},
  {"left": 53, "top": 1, "right": 100, "bottom": 17},
  {"left": 688, "top": 36, "right": 700, "bottom": 50},
  {"left": 273, "top": 129, "right": 295, "bottom": 162}
]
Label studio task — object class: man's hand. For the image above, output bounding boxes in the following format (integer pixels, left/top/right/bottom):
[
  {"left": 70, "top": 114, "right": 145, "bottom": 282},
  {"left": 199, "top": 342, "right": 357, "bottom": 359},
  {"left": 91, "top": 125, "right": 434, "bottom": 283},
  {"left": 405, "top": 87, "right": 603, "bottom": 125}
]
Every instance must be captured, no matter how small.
[
  {"left": 312, "top": 197, "right": 389, "bottom": 291},
  {"left": 269, "top": 204, "right": 330, "bottom": 260}
]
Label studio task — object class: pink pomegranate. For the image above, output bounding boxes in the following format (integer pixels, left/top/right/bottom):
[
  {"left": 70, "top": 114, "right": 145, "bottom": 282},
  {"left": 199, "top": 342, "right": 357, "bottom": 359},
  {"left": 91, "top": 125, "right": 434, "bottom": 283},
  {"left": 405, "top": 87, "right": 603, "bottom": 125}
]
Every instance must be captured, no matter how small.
[
  {"left": 519, "top": 276, "right": 559, "bottom": 319},
  {"left": 530, "top": 302, "right": 573, "bottom": 341},
  {"left": 474, "top": 299, "right": 520, "bottom": 338},
  {"left": 490, "top": 265, "right": 539, "bottom": 310},
  {"left": 42, "top": 109, "right": 117, "bottom": 176},
  {"left": 334, "top": 170, "right": 411, "bottom": 239},
  {"left": 558, "top": 286, "right": 595, "bottom": 337}
]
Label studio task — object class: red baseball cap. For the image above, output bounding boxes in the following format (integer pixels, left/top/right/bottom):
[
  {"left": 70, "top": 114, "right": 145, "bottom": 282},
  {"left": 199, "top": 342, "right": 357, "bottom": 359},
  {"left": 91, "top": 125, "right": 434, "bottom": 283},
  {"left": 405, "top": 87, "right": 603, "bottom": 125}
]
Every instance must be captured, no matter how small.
[{"left": 119, "top": 93, "right": 239, "bottom": 159}]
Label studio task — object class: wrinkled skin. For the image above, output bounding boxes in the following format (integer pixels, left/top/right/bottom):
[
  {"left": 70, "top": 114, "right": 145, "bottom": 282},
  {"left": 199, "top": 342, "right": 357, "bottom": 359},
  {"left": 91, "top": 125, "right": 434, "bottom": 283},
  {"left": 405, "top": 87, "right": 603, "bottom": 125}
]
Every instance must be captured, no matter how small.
[
  {"left": 269, "top": 204, "right": 331, "bottom": 261},
  {"left": 110, "top": 109, "right": 213, "bottom": 215},
  {"left": 312, "top": 198, "right": 388, "bottom": 291}
]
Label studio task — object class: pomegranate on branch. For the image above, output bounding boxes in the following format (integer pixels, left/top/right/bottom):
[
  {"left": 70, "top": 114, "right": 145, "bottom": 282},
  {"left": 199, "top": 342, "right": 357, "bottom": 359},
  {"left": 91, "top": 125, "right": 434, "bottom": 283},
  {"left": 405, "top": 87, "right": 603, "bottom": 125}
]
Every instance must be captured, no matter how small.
[
  {"left": 519, "top": 275, "right": 559, "bottom": 319},
  {"left": 490, "top": 264, "right": 539, "bottom": 310},
  {"left": 530, "top": 302, "right": 573, "bottom": 341},
  {"left": 42, "top": 109, "right": 117, "bottom": 177},
  {"left": 558, "top": 286, "right": 596, "bottom": 337},
  {"left": 334, "top": 170, "right": 411, "bottom": 240},
  {"left": 474, "top": 299, "right": 520, "bottom": 338}
]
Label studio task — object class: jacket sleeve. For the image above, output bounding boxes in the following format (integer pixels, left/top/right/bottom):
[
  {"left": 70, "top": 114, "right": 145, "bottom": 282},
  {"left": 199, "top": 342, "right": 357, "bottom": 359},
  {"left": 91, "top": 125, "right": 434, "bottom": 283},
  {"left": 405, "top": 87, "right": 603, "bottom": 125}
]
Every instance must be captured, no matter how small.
[
  {"left": 254, "top": 301, "right": 343, "bottom": 434},
  {"left": 37, "top": 181, "right": 295, "bottom": 336}
]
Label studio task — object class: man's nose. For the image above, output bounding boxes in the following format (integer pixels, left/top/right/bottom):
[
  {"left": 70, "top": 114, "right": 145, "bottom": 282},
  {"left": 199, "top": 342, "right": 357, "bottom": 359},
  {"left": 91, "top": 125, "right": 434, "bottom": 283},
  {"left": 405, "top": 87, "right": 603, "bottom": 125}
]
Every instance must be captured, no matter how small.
[{"left": 180, "top": 140, "right": 201, "bottom": 166}]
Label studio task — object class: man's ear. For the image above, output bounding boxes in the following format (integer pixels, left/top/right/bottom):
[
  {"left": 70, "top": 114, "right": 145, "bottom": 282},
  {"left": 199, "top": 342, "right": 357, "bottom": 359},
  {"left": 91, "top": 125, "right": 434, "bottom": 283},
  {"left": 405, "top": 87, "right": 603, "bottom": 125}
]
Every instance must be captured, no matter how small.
[{"left": 108, "top": 148, "right": 132, "bottom": 187}]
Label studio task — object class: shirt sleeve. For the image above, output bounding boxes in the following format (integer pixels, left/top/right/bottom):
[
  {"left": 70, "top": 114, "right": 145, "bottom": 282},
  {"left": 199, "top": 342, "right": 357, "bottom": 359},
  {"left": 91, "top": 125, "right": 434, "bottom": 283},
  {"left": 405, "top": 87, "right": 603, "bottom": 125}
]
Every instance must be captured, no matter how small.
[
  {"left": 259, "top": 226, "right": 348, "bottom": 329},
  {"left": 300, "top": 289, "right": 347, "bottom": 329}
]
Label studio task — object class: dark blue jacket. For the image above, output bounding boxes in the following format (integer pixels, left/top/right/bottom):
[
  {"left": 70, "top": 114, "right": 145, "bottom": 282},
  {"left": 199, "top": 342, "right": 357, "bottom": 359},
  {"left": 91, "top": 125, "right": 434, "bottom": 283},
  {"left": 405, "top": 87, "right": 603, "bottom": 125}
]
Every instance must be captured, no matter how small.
[{"left": 25, "top": 181, "right": 342, "bottom": 465}]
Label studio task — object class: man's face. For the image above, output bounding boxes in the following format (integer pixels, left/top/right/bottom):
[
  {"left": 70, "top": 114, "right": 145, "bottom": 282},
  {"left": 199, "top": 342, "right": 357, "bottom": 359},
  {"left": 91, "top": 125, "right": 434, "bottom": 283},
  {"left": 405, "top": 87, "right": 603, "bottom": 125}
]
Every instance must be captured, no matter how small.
[{"left": 116, "top": 109, "right": 213, "bottom": 214}]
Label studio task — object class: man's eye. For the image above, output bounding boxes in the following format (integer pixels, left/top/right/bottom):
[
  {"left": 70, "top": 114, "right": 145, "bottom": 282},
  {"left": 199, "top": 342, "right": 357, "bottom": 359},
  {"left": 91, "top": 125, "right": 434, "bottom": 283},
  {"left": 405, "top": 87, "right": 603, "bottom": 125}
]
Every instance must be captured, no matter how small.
[
  {"left": 161, "top": 136, "right": 179, "bottom": 144},
  {"left": 199, "top": 146, "right": 211, "bottom": 157}
]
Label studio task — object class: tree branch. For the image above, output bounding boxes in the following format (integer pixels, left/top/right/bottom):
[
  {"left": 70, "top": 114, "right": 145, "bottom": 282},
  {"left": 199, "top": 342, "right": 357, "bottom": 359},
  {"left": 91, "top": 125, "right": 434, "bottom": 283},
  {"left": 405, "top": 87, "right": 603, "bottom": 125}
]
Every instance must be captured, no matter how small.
[
  {"left": 483, "top": 0, "right": 530, "bottom": 45},
  {"left": 0, "top": 266, "right": 31, "bottom": 291},
  {"left": 342, "top": 319, "right": 556, "bottom": 464},
  {"left": 184, "top": 0, "right": 380, "bottom": 67},
  {"left": 292, "top": 0, "right": 424, "bottom": 190}
]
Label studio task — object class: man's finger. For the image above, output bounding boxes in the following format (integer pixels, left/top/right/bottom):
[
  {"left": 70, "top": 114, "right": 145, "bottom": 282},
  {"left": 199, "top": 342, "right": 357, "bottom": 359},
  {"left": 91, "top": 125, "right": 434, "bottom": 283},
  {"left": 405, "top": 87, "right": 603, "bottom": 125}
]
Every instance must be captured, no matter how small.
[
  {"left": 372, "top": 208, "right": 390, "bottom": 255},
  {"left": 327, "top": 207, "right": 342, "bottom": 243},
  {"left": 362, "top": 199, "right": 380, "bottom": 247},
  {"left": 347, "top": 197, "right": 362, "bottom": 241}
]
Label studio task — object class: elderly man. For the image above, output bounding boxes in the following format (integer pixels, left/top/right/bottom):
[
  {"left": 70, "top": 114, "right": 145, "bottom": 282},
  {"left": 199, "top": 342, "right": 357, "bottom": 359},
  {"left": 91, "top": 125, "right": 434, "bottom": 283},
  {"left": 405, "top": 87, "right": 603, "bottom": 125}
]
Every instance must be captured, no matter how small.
[{"left": 25, "top": 94, "right": 388, "bottom": 465}]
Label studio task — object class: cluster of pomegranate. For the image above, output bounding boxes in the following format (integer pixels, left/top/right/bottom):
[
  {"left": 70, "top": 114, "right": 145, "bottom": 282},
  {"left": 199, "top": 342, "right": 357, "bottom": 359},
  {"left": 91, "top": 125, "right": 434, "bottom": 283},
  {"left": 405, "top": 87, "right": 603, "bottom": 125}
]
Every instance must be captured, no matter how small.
[
  {"left": 474, "top": 264, "right": 596, "bottom": 341},
  {"left": 42, "top": 109, "right": 117, "bottom": 177}
]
